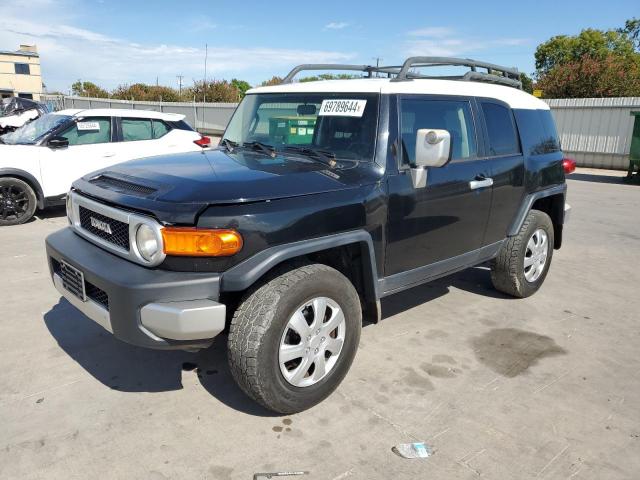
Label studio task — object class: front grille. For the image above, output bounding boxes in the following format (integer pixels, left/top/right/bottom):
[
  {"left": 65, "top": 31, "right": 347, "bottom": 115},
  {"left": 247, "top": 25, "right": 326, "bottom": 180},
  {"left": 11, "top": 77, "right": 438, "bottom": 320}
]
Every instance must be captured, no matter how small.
[
  {"left": 79, "top": 206, "right": 130, "bottom": 250},
  {"left": 59, "top": 261, "right": 85, "bottom": 301},
  {"left": 86, "top": 281, "right": 109, "bottom": 309},
  {"left": 90, "top": 175, "right": 157, "bottom": 197}
]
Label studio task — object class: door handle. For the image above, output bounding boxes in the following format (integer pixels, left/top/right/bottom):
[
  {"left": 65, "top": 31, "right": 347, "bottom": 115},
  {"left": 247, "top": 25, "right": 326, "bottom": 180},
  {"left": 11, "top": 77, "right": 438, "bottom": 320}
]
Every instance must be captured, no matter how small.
[
  {"left": 103, "top": 152, "right": 116, "bottom": 158},
  {"left": 469, "top": 176, "right": 493, "bottom": 190}
]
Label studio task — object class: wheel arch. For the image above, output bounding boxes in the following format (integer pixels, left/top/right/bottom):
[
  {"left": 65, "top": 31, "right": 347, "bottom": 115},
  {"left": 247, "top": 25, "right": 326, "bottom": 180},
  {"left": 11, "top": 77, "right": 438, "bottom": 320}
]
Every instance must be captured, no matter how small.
[
  {"left": 0, "top": 168, "right": 45, "bottom": 209},
  {"left": 221, "top": 230, "right": 380, "bottom": 314},
  {"left": 508, "top": 184, "right": 567, "bottom": 249}
]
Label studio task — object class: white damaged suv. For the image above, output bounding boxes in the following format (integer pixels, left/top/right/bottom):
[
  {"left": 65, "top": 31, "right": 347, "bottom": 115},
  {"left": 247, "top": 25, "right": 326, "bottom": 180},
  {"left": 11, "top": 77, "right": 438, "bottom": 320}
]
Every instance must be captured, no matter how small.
[{"left": 0, "top": 108, "right": 210, "bottom": 225}]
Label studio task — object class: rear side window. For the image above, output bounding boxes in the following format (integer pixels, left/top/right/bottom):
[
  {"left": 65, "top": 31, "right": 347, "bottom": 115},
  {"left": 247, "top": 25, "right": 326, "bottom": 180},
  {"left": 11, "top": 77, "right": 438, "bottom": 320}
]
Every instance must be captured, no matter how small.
[
  {"left": 481, "top": 103, "right": 520, "bottom": 156},
  {"left": 58, "top": 117, "right": 111, "bottom": 145},
  {"left": 512, "top": 109, "right": 561, "bottom": 156},
  {"left": 122, "top": 118, "right": 153, "bottom": 141},
  {"left": 152, "top": 120, "right": 171, "bottom": 138},
  {"left": 400, "top": 99, "right": 477, "bottom": 164}
]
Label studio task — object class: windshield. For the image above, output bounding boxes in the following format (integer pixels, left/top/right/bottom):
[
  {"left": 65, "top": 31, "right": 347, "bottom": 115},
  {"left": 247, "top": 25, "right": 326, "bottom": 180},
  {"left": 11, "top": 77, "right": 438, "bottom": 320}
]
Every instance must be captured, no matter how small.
[
  {"left": 0, "top": 113, "right": 71, "bottom": 145},
  {"left": 223, "top": 93, "right": 379, "bottom": 161}
]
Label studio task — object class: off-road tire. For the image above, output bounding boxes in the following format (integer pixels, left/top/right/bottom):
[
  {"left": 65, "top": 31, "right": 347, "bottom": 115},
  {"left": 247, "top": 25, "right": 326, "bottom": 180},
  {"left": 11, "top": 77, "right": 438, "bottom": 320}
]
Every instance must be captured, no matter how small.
[
  {"left": 228, "top": 262, "right": 362, "bottom": 414},
  {"left": 490, "top": 209, "right": 554, "bottom": 298},
  {"left": 0, "top": 177, "right": 37, "bottom": 226}
]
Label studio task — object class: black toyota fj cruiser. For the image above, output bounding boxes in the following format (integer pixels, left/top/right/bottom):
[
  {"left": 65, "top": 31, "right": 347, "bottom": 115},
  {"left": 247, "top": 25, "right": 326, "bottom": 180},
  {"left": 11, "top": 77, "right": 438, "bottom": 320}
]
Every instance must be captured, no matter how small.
[{"left": 46, "top": 57, "right": 572, "bottom": 414}]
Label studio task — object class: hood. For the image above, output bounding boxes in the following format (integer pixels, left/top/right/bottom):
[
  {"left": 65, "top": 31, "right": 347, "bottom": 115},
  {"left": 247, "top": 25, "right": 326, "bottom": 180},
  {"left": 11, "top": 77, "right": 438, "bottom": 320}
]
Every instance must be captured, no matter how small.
[{"left": 73, "top": 148, "right": 381, "bottom": 224}]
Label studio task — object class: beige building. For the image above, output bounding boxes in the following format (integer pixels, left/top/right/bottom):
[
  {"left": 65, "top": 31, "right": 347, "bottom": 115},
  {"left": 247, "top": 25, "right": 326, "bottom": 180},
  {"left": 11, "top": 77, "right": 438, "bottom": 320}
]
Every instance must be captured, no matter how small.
[{"left": 0, "top": 44, "right": 43, "bottom": 101}]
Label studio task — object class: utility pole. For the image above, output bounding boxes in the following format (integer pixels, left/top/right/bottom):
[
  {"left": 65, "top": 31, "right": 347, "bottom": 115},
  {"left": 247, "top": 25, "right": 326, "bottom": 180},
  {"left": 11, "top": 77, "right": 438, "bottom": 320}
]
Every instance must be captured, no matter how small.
[
  {"left": 177, "top": 74, "right": 184, "bottom": 96},
  {"left": 371, "top": 57, "right": 383, "bottom": 77}
]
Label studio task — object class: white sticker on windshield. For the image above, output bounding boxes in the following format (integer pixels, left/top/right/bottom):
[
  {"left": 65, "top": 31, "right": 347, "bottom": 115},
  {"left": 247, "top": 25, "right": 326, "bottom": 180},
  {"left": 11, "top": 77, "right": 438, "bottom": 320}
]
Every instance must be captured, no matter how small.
[
  {"left": 77, "top": 121, "right": 100, "bottom": 131},
  {"left": 319, "top": 99, "right": 367, "bottom": 117}
]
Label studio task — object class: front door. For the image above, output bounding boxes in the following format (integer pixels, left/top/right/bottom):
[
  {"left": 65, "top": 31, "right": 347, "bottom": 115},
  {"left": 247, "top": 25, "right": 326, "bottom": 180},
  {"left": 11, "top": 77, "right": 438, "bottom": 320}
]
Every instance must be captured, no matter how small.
[
  {"left": 39, "top": 116, "right": 115, "bottom": 197},
  {"left": 385, "top": 96, "right": 493, "bottom": 277}
]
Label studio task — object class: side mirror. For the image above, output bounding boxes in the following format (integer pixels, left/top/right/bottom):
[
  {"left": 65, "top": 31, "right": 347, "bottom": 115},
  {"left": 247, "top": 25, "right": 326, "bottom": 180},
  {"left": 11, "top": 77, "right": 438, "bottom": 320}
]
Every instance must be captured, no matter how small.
[
  {"left": 48, "top": 136, "right": 69, "bottom": 149},
  {"left": 414, "top": 129, "right": 451, "bottom": 168}
]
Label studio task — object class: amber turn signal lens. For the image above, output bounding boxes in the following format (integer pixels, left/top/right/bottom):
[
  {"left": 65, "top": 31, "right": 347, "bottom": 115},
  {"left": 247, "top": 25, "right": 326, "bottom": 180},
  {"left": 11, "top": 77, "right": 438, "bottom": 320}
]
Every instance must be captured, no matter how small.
[{"left": 161, "top": 228, "right": 243, "bottom": 257}]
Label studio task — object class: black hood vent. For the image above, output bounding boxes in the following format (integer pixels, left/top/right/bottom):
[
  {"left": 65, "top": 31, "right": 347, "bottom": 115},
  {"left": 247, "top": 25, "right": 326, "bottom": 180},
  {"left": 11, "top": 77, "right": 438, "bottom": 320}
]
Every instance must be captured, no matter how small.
[{"left": 89, "top": 174, "right": 158, "bottom": 197}]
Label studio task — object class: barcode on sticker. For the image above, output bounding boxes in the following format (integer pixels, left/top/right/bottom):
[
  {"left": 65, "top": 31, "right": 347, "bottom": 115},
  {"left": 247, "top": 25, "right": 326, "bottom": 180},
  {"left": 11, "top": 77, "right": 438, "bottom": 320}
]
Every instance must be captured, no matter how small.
[
  {"left": 77, "top": 121, "right": 100, "bottom": 131},
  {"left": 319, "top": 99, "right": 367, "bottom": 117}
]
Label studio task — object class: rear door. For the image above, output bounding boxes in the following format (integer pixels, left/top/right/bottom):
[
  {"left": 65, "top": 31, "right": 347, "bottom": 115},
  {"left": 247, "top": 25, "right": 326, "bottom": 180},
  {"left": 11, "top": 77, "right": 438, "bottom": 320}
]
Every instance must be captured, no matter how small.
[
  {"left": 385, "top": 96, "right": 493, "bottom": 276},
  {"left": 39, "top": 116, "right": 115, "bottom": 196},
  {"left": 479, "top": 100, "right": 526, "bottom": 244},
  {"left": 111, "top": 117, "right": 199, "bottom": 162}
]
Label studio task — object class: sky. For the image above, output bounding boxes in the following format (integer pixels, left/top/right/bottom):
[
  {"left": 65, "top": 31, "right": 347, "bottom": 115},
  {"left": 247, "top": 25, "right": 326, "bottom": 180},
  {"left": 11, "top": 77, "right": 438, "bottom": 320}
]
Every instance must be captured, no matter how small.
[{"left": 1, "top": 0, "right": 637, "bottom": 92}]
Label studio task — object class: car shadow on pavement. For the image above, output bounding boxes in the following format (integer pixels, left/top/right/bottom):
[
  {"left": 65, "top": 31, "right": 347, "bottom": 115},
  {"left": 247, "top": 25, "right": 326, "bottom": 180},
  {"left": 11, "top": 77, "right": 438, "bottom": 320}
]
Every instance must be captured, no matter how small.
[
  {"left": 381, "top": 266, "right": 512, "bottom": 320},
  {"left": 44, "top": 298, "right": 279, "bottom": 417},
  {"left": 33, "top": 205, "right": 67, "bottom": 222}
]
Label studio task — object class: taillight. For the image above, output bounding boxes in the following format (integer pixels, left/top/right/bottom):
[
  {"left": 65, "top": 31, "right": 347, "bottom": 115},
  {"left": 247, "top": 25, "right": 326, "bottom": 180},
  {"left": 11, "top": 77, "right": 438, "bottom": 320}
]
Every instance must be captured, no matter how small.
[
  {"left": 194, "top": 135, "right": 211, "bottom": 148},
  {"left": 562, "top": 157, "right": 576, "bottom": 174}
]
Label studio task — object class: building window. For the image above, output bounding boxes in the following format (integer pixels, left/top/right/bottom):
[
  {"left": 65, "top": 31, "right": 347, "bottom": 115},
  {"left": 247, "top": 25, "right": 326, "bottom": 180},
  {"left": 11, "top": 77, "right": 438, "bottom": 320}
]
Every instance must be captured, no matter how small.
[
  {"left": 18, "top": 93, "right": 33, "bottom": 99},
  {"left": 15, "top": 63, "right": 30, "bottom": 75}
]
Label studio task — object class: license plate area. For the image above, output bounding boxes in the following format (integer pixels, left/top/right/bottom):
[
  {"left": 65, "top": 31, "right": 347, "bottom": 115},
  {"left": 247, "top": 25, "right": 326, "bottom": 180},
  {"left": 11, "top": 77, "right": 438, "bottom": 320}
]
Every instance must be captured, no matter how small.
[{"left": 60, "top": 260, "right": 86, "bottom": 302}]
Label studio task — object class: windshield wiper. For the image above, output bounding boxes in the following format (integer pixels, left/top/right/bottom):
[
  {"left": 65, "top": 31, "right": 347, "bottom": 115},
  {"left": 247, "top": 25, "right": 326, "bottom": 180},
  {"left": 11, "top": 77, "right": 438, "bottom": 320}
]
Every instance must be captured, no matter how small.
[
  {"left": 219, "top": 138, "right": 237, "bottom": 152},
  {"left": 241, "top": 141, "right": 277, "bottom": 158},
  {"left": 284, "top": 146, "right": 338, "bottom": 168}
]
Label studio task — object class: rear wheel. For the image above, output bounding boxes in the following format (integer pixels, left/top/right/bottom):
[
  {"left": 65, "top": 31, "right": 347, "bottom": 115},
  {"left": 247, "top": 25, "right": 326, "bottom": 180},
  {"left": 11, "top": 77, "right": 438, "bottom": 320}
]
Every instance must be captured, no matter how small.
[
  {"left": 0, "top": 177, "right": 37, "bottom": 226},
  {"left": 490, "top": 209, "right": 554, "bottom": 298},
  {"left": 228, "top": 263, "right": 361, "bottom": 414}
]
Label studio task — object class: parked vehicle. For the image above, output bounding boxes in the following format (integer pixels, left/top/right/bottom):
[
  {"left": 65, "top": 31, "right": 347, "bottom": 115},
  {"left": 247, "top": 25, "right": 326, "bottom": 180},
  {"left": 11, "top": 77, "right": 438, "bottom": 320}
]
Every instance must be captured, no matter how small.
[
  {"left": 0, "top": 97, "right": 48, "bottom": 135},
  {"left": 0, "top": 108, "right": 210, "bottom": 225},
  {"left": 46, "top": 57, "right": 572, "bottom": 413}
]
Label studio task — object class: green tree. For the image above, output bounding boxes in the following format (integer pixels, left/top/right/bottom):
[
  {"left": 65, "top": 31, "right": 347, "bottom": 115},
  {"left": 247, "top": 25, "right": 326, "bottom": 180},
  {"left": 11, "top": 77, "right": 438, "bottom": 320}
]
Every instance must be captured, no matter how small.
[
  {"left": 519, "top": 72, "right": 533, "bottom": 93},
  {"left": 619, "top": 17, "right": 640, "bottom": 50},
  {"left": 536, "top": 54, "right": 640, "bottom": 98},
  {"left": 71, "top": 80, "right": 109, "bottom": 98},
  {"left": 231, "top": 79, "right": 251, "bottom": 98},
  {"left": 111, "top": 83, "right": 181, "bottom": 102},
  {"left": 260, "top": 76, "right": 283, "bottom": 86},
  {"left": 534, "top": 20, "right": 640, "bottom": 97},
  {"left": 535, "top": 28, "right": 636, "bottom": 75},
  {"left": 188, "top": 80, "right": 241, "bottom": 102}
]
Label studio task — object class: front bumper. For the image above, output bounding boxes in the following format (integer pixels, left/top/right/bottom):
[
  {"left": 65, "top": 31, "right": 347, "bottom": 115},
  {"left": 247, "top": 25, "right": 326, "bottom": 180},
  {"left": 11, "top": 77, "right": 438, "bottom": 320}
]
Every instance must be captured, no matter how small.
[{"left": 46, "top": 227, "right": 225, "bottom": 350}]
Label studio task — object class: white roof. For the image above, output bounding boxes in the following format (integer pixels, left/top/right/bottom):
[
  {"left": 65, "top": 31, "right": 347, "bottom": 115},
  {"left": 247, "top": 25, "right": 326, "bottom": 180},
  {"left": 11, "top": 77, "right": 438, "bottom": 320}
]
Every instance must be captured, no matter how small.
[
  {"left": 249, "top": 78, "right": 548, "bottom": 111},
  {"left": 54, "top": 108, "right": 185, "bottom": 121}
]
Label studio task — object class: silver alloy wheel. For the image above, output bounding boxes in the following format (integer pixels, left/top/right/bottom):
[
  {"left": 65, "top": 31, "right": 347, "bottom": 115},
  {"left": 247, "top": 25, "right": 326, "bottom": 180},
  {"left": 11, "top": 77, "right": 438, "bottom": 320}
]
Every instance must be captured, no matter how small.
[
  {"left": 279, "top": 297, "right": 346, "bottom": 388},
  {"left": 524, "top": 228, "right": 549, "bottom": 283}
]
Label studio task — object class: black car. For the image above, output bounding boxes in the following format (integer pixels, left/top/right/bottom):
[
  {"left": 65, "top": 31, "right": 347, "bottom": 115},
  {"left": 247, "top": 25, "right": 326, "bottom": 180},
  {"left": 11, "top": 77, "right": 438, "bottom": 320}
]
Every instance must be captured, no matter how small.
[{"left": 46, "top": 57, "right": 572, "bottom": 413}]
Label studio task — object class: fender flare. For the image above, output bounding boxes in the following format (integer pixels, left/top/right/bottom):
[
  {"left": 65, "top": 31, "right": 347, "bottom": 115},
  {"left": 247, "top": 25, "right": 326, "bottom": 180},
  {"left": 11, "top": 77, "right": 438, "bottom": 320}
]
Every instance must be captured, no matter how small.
[
  {"left": 221, "top": 230, "right": 380, "bottom": 298},
  {"left": 0, "top": 168, "right": 45, "bottom": 209},
  {"left": 507, "top": 183, "right": 567, "bottom": 236}
]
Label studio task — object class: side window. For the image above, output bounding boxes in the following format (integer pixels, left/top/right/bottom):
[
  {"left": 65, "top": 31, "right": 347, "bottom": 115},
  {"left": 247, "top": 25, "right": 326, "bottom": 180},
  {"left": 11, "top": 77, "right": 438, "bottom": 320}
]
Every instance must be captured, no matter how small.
[
  {"left": 122, "top": 118, "right": 153, "bottom": 141},
  {"left": 14, "top": 63, "right": 30, "bottom": 75},
  {"left": 58, "top": 118, "right": 111, "bottom": 146},
  {"left": 539, "top": 110, "right": 561, "bottom": 152},
  {"left": 481, "top": 103, "right": 521, "bottom": 156},
  {"left": 152, "top": 120, "right": 171, "bottom": 139},
  {"left": 400, "top": 99, "right": 477, "bottom": 165}
]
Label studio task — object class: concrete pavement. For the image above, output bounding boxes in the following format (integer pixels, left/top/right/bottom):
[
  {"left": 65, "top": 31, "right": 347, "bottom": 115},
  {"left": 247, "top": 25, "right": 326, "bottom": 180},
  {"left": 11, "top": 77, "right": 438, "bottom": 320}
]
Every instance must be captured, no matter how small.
[{"left": 1, "top": 170, "right": 639, "bottom": 479}]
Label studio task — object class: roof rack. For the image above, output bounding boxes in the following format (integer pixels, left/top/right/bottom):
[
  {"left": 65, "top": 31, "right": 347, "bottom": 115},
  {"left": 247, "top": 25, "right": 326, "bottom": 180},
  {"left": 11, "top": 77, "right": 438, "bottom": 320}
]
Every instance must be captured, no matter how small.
[{"left": 281, "top": 57, "right": 522, "bottom": 89}]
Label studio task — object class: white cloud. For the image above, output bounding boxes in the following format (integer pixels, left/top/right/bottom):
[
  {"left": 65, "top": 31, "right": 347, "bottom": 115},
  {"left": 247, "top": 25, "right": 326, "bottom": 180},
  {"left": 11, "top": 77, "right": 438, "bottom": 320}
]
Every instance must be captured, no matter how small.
[
  {"left": 407, "top": 27, "right": 455, "bottom": 38},
  {"left": 404, "top": 26, "right": 529, "bottom": 58},
  {"left": 324, "top": 22, "right": 350, "bottom": 30},
  {"left": 0, "top": 1, "right": 354, "bottom": 90}
]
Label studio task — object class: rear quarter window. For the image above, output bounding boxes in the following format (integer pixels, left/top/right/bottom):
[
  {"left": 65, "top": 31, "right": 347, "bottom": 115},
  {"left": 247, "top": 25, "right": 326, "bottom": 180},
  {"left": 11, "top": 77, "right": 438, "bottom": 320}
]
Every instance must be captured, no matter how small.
[{"left": 513, "top": 109, "right": 561, "bottom": 156}]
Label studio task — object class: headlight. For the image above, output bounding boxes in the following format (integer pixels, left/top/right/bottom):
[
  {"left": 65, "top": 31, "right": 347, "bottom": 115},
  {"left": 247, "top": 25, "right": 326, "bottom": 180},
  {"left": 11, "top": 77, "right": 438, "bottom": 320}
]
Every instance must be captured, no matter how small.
[
  {"left": 66, "top": 193, "right": 73, "bottom": 224},
  {"left": 136, "top": 224, "right": 160, "bottom": 262}
]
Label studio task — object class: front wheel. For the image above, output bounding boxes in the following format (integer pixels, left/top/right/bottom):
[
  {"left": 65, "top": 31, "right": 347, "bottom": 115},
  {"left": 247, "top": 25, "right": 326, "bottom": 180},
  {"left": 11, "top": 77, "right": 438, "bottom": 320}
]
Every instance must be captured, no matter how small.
[
  {"left": 228, "top": 263, "right": 362, "bottom": 414},
  {"left": 490, "top": 209, "right": 554, "bottom": 298},
  {"left": 0, "top": 177, "right": 37, "bottom": 226}
]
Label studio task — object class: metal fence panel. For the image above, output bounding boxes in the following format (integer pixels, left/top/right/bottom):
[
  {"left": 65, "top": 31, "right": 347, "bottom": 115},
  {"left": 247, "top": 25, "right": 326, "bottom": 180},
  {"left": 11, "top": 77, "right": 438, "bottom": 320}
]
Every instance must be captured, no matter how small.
[{"left": 544, "top": 97, "right": 640, "bottom": 170}]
